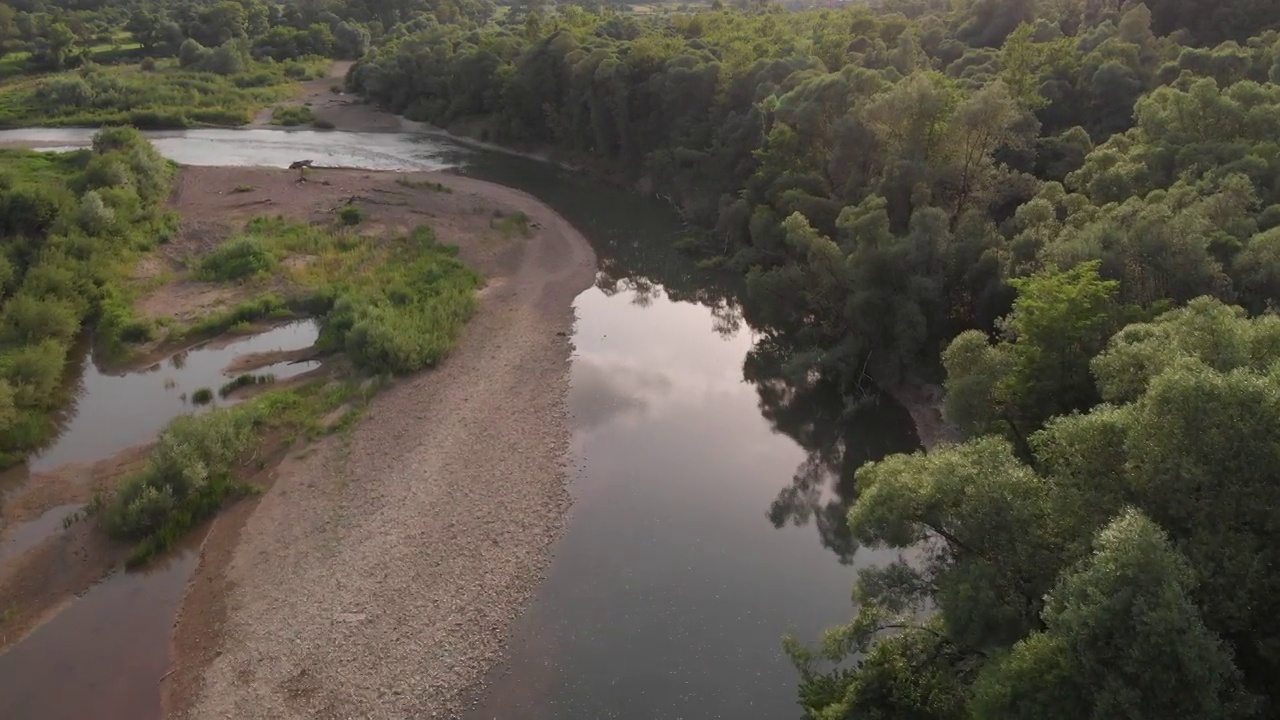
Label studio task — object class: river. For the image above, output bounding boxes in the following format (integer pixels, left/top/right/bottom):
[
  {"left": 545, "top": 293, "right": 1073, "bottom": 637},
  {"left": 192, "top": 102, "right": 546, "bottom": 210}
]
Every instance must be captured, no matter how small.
[{"left": 0, "top": 128, "right": 919, "bottom": 719}]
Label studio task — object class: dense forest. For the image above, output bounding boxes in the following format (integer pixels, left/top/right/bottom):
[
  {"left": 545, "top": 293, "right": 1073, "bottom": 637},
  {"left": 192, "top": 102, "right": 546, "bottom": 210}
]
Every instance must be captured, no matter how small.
[
  {"left": 5, "top": 0, "right": 1280, "bottom": 715},
  {"left": 343, "top": 0, "right": 1280, "bottom": 716}
]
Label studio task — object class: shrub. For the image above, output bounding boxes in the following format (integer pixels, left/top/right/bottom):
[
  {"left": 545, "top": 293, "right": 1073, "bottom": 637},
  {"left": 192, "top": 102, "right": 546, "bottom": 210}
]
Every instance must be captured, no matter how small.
[
  {"left": 219, "top": 373, "right": 274, "bottom": 398},
  {"left": 0, "top": 185, "right": 66, "bottom": 237},
  {"left": 322, "top": 226, "right": 480, "bottom": 375},
  {"left": 202, "top": 41, "right": 247, "bottom": 76},
  {"left": 191, "top": 387, "right": 214, "bottom": 405},
  {"left": 106, "top": 406, "right": 259, "bottom": 564},
  {"left": 270, "top": 105, "right": 315, "bottom": 126},
  {"left": 92, "top": 126, "right": 146, "bottom": 154},
  {"left": 198, "top": 236, "right": 276, "bottom": 281},
  {"left": 77, "top": 190, "right": 116, "bottom": 234},
  {"left": 0, "top": 339, "right": 69, "bottom": 408},
  {"left": 117, "top": 318, "right": 154, "bottom": 343},
  {"left": 178, "top": 38, "right": 208, "bottom": 68},
  {"left": 396, "top": 177, "right": 452, "bottom": 193},
  {"left": 82, "top": 155, "right": 134, "bottom": 191},
  {"left": 1, "top": 294, "right": 81, "bottom": 345},
  {"left": 140, "top": 58, "right": 157, "bottom": 72},
  {"left": 492, "top": 210, "right": 533, "bottom": 237},
  {"left": 36, "top": 76, "right": 95, "bottom": 107},
  {"left": 338, "top": 205, "right": 364, "bottom": 225}
]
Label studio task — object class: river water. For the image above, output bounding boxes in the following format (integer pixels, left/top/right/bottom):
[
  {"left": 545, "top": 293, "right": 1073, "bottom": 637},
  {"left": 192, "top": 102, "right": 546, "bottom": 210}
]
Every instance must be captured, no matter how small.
[{"left": 0, "top": 128, "right": 919, "bottom": 719}]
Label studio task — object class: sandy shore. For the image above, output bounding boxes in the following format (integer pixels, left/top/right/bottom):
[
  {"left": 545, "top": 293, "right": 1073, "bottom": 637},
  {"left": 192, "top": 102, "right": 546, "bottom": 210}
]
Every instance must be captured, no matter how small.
[
  {"left": 250, "top": 60, "right": 416, "bottom": 133},
  {"left": 163, "top": 167, "right": 596, "bottom": 719}
]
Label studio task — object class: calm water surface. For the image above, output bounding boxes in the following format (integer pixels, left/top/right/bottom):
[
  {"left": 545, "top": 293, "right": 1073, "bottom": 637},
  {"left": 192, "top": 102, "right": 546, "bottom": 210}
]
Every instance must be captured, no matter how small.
[
  {"left": 0, "top": 129, "right": 921, "bottom": 719},
  {"left": 459, "top": 153, "right": 920, "bottom": 718},
  {"left": 35, "top": 320, "right": 321, "bottom": 472},
  {"left": 0, "top": 548, "right": 197, "bottom": 720},
  {"left": 0, "top": 321, "right": 319, "bottom": 720}
]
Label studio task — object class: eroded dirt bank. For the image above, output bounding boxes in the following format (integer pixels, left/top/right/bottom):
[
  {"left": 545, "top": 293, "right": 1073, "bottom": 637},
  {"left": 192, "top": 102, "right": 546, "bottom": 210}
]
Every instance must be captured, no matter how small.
[{"left": 164, "top": 167, "right": 596, "bottom": 719}]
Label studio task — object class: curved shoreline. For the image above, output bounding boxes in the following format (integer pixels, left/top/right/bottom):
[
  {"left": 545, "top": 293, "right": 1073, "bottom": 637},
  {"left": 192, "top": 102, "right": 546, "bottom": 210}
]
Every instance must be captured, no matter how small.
[{"left": 165, "top": 174, "right": 596, "bottom": 719}]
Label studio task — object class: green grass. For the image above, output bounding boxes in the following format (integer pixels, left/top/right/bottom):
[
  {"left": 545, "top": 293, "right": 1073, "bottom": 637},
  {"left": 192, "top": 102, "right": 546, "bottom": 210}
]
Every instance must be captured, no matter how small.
[
  {"left": 179, "top": 295, "right": 294, "bottom": 339},
  {"left": 396, "top": 177, "right": 453, "bottom": 193},
  {"left": 196, "top": 235, "right": 277, "bottom": 281},
  {"left": 0, "top": 57, "right": 328, "bottom": 129},
  {"left": 270, "top": 104, "right": 315, "bottom": 126},
  {"left": 219, "top": 372, "right": 275, "bottom": 398},
  {"left": 338, "top": 205, "right": 364, "bottom": 225},
  {"left": 196, "top": 217, "right": 482, "bottom": 375},
  {"left": 491, "top": 209, "right": 533, "bottom": 238}
]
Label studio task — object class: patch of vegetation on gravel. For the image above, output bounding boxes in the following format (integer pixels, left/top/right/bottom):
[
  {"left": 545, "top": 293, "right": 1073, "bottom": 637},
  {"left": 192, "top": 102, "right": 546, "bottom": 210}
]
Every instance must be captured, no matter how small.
[{"left": 105, "top": 379, "right": 368, "bottom": 566}]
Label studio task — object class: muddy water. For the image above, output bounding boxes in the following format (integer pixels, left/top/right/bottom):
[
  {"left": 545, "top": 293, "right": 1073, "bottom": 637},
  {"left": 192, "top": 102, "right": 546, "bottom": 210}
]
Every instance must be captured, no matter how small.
[
  {"left": 0, "top": 321, "right": 319, "bottom": 720},
  {"left": 33, "top": 321, "right": 321, "bottom": 472},
  {"left": 0, "top": 549, "right": 197, "bottom": 720}
]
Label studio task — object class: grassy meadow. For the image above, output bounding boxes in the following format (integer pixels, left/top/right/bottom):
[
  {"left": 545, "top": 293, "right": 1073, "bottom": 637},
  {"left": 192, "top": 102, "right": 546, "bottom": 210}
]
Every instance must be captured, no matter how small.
[{"left": 0, "top": 57, "right": 327, "bottom": 129}]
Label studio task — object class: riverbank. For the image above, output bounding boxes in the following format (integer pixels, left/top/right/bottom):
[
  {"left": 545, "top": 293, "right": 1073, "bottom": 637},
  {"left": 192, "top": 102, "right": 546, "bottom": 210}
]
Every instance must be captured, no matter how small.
[
  {"left": 885, "top": 383, "right": 961, "bottom": 452},
  {"left": 250, "top": 60, "right": 414, "bottom": 133},
  {"left": 162, "top": 166, "right": 595, "bottom": 719}
]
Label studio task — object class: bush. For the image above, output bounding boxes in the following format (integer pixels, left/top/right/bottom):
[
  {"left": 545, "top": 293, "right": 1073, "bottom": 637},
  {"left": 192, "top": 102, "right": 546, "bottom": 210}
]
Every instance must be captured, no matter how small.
[
  {"left": 270, "top": 105, "right": 315, "bottom": 126},
  {"left": 219, "top": 373, "right": 274, "bottom": 398},
  {"left": 178, "top": 38, "right": 208, "bottom": 68},
  {"left": 492, "top": 210, "right": 533, "bottom": 237},
  {"left": 92, "top": 126, "right": 146, "bottom": 154},
  {"left": 77, "top": 190, "right": 116, "bottom": 234},
  {"left": 338, "top": 205, "right": 364, "bottom": 225},
  {"left": 1, "top": 294, "right": 81, "bottom": 345},
  {"left": 36, "top": 76, "right": 95, "bottom": 107},
  {"left": 322, "top": 226, "right": 480, "bottom": 374},
  {"left": 198, "top": 236, "right": 276, "bottom": 281},
  {"left": 140, "top": 58, "right": 157, "bottom": 72},
  {"left": 0, "top": 137, "right": 173, "bottom": 468},
  {"left": 106, "top": 406, "right": 259, "bottom": 564},
  {"left": 0, "top": 185, "right": 66, "bottom": 237},
  {"left": 0, "top": 339, "right": 69, "bottom": 408},
  {"left": 82, "top": 155, "right": 133, "bottom": 190},
  {"left": 191, "top": 387, "right": 214, "bottom": 405},
  {"left": 202, "top": 41, "right": 248, "bottom": 76}
]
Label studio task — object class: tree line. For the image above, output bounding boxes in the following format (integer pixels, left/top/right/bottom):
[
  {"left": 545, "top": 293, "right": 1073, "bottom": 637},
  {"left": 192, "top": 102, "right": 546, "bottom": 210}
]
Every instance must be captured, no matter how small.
[{"left": 346, "top": 0, "right": 1280, "bottom": 715}]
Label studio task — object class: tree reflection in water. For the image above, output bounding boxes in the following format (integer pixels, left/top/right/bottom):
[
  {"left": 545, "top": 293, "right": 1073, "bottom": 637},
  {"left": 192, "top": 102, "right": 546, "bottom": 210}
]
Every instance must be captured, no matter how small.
[
  {"left": 745, "top": 337, "right": 919, "bottom": 564},
  {"left": 459, "top": 146, "right": 918, "bottom": 565}
]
